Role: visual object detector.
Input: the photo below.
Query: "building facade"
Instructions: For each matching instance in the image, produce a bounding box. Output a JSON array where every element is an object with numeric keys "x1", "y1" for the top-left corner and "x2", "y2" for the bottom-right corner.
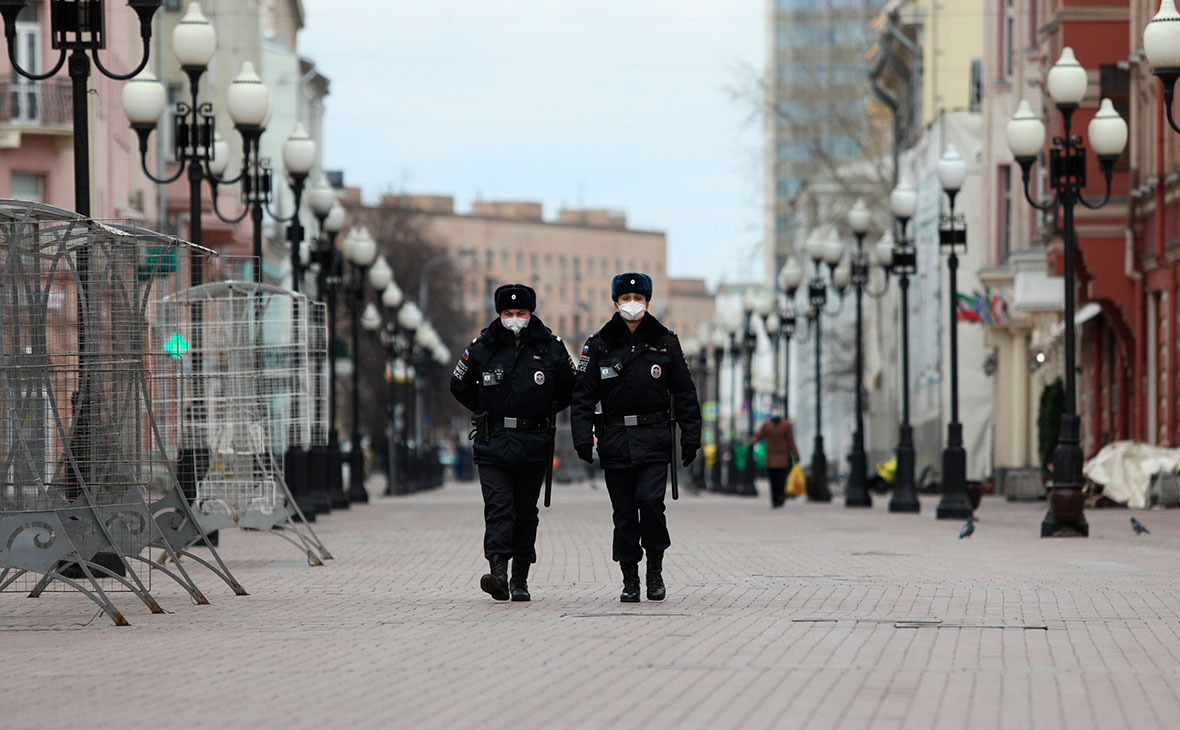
[{"x1": 372, "y1": 195, "x2": 668, "y2": 355}]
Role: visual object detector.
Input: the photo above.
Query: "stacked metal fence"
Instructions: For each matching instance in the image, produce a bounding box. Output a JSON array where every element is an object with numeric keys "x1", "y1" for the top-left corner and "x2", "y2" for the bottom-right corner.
[
  {"x1": 0, "y1": 201, "x2": 243, "y2": 626},
  {"x1": 151, "y1": 281, "x2": 331, "y2": 565}
]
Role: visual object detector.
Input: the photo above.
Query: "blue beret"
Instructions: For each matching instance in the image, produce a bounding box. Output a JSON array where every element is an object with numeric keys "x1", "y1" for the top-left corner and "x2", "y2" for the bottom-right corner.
[{"x1": 611, "y1": 272, "x2": 652, "y2": 301}]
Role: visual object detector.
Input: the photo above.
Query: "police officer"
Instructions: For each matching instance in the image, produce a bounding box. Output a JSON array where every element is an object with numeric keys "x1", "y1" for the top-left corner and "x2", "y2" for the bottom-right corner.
[
  {"x1": 571, "y1": 273, "x2": 702, "y2": 602},
  {"x1": 450, "y1": 283, "x2": 575, "y2": 602}
]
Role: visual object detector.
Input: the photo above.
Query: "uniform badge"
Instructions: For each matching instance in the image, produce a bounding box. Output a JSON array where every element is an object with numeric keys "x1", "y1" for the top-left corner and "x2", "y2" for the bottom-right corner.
[
  {"x1": 651, "y1": 364, "x2": 662, "y2": 379},
  {"x1": 534, "y1": 371, "x2": 546, "y2": 386}
]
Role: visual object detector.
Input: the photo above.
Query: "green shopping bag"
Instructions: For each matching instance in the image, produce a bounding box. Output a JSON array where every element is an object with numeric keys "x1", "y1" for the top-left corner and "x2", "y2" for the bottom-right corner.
[{"x1": 753, "y1": 441, "x2": 766, "y2": 469}]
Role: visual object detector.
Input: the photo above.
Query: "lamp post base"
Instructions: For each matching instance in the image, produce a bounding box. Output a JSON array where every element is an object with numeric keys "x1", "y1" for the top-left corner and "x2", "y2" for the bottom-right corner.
[
  {"x1": 283, "y1": 445, "x2": 318, "y2": 521},
  {"x1": 845, "y1": 439, "x2": 872, "y2": 507},
  {"x1": 807, "y1": 436, "x2": 831, "y2": 502},
  {"x1": 935, "y1": 422, "x2": 972, "y2": 519},
  {"x1": 1041, "y1": 414, "x2": 1088, "y2": 537},
  {"x1": 326, "y1": 440, "x2": 349, "y2": 509},
  {"x1": 889, "y1": 425, "x2": 920, "y2": 512},
  {"x1": 347, "y1": 447, "x2": 369, "y2": 503}
]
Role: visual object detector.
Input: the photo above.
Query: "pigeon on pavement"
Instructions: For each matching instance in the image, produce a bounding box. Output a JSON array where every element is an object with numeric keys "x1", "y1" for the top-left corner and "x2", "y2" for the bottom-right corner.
[
  {"x1": 959, "y1": 516, "x2": 974, "y2": 539},
  {"x1": 1131, "y1": 517, "x2": 1149, "y2": 535}
]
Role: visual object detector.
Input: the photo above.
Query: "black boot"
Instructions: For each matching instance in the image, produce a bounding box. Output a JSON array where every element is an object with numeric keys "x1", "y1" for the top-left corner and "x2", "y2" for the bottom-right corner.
[
  {"x1": 620, "y1": 562, "x2": 641, "y2": 603},
  {"x1": 646, "y1": 552, "x2": 666, "y2": 601},
  {"x1": 480, "y1": 556, "x2": 510, "y2": 601},
  {"x1": 510, "y1": 560, "x2": 531, "y2": 602}
]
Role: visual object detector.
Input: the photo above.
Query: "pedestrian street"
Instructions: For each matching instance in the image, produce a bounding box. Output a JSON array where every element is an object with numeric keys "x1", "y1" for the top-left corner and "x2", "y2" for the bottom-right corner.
[{"x1": 3, "y1": 478, "x2": 1179, "y2": 730}]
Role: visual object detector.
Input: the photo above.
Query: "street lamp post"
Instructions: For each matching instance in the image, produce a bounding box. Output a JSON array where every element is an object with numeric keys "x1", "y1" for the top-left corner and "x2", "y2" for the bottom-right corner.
[
  {"x1": 1, "y1": 0, "x2": 163, "y2": 217},
  {"x1": 379, "y1": 280, "x2": 405, "y2": 494},
  {"x1": 396, "y1": 302, "x2": 423, "y2": 491},
  {"x1": 777, "y1": 259, "x2": 804, "y2": 422},
  {"x1": 845, "y1": 200, "x2": 874, "y2": 508},
  {"x1": 1006, "y1": 47, "x2": 1127, "y2": 537},
  {"x1": 888, "y1": 181, "x2": 921, "y2": 513},
  {"x1": 311, "y1": 202, "x2": 348, "y2": 509},
  {"x1": 209, "y1": 62, "x2": 271, "y2": 284},
  {"x1": 341, "y1": 227, "x2": 382, "y2": 503},
  {"x1": 707, "y1": 324, "x2": 727, "y2": 492},
  {"x1": 935, "y1": 146, "x2": 974, "y2": 520},
  {"x1": 803, "y1": 229, "x2": 847, "y2": 502}
]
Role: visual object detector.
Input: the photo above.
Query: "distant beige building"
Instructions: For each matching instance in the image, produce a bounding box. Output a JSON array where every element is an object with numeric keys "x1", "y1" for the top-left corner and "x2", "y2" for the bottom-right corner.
[
  {"x1": 383, "y1": 195, "x2": 668, "y2": 352},
  {"x1": 662, "y1": 278, "x2": 715, "y2": 343}
]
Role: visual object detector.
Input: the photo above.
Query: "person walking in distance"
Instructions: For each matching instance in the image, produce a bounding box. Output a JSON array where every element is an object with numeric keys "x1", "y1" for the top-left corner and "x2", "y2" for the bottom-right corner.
[
  {"x1": 450, "y1": 284, "x2": 575, "y2": 602},
  {"x1": 750, "y1": 412, "x2": 799, "y2": 509},
  {"x1": 571, "y1": 273, "x2": 702, "y2": 602}
]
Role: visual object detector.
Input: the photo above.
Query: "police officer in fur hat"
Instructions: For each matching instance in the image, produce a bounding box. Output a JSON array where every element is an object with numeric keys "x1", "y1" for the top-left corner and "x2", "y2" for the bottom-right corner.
[
  {"x1": 450, "y1": 283, "x2": 575, "y2": 601},
  {"x1": 571, "y1": 273, "x2": 702, "y2": 602}
]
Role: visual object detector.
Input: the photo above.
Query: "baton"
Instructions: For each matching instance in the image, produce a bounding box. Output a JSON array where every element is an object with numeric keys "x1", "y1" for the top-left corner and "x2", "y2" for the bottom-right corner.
[
  {"x1": 544, "y1": 404, "x2": 557, "y2": 507},
  {"x1": 669, "y1": 393, "x2": 679, "y2": 501}
]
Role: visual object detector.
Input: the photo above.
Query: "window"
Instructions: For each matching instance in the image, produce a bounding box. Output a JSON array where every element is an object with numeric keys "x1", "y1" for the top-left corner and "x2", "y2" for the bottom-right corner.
[
  {"x1": 485, "y1": 250, "x2": 495, "y2": 268},
  {"x1": 166, "y1": 0, "x2": 182, "y2": 10},
  {"x1": 1101, "y1": 66, "x2": 1131, "y2": 164},
  {"x1": 11, "y1": 173, "x2": 44, "y2": 202},
  {"x1": 999, "y1": 165, "x2": 1012, "y2": 259},
  {"x1": 1002, "y1": 0, "x2": 1015, "y2": 80}
]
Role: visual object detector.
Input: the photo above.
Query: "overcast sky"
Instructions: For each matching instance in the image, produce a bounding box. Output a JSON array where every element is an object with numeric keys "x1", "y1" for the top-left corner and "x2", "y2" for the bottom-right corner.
[{"x1": 300, "y1": 0, "x2": 765, "y2": 286}]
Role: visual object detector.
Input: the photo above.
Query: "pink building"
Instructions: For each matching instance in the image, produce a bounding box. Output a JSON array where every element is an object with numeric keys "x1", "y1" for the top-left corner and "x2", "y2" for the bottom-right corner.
[{"x1": 0, "y1": 2, "x2": 157, "y2": 223}]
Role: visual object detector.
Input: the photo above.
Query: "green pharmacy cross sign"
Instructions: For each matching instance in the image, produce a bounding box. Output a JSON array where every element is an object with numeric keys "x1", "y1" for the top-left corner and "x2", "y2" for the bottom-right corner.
[{"x1": 165, "y1": 332, "x2": 189, "y2": 359}]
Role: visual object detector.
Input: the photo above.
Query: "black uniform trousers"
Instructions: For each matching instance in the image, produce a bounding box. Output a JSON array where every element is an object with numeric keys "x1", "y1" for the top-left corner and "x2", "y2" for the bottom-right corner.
[
  {"x1": 478, "y1": 463, "x2": 547, "y2": 563},
  {"x1": 604, "y1": 462, "x2": 671, "y2": 565}
]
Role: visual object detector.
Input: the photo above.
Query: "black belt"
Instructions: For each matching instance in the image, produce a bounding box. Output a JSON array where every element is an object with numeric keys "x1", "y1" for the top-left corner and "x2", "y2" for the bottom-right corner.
[
  {"x1": 604, "y1": 411, "x2": 669, "y2": 427},
  {"x1": 492, "y1": 416, "x2": 550, "y2": 431}
]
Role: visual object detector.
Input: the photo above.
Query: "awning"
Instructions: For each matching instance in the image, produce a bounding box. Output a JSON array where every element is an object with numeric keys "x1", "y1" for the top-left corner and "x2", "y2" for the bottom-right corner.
[{"x1": 1049, "y1": 302, "x2": 1102, "y2": 341}]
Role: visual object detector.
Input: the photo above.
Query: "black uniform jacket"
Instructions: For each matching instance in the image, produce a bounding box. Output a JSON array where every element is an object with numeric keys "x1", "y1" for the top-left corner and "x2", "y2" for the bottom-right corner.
[
  {"x1": 571, "y1": 313, "x2": 702, "y2": 470},
  {"x1": 450, "y1": 315, "x2": 575, "y2": 467}
]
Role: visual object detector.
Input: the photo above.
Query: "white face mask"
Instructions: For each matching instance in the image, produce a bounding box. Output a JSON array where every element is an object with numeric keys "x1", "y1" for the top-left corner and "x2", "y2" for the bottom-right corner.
[
  {"x1": 618, "y1": 301, "x2": 647, "y2": 322},
  {"x1": 501, "y1": 316, "x2": 529, "y2": 334}
]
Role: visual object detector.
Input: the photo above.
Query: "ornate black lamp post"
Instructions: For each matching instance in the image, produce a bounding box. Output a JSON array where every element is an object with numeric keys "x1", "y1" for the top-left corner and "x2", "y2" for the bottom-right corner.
[
  {"x1": 340, "y1": 227, "x2": 386, "y2": 503},
  {"x1": 801, "y1": 229, "x2": 847, "y2": 502},
  {"x1": 378, "y1": 280, "x2": 404, "y2": 494},
  {"x1": 887, "y1": 181, "x2": 921, "y2": 513},
  {"x1": 845, "y1": 200, "x2": 875, "y2": 508},
  {"x1": 395, "y1": 302, "x2": 423, "y2": 490},
  {"x1": 1, "y1": 0, "x2": 163, "y2": 216},
  {"x1": 776, "y1": 259, "x2": 804, "y2": 421},
  {"x1": 1006, "y1": 47, "x2": 1127, "y2": 537},
  {"x1": 706, "y1": 324, "x2": 727, "y2": 492},
  {"x1": 934, "y1": 146, "x2": 974, "y2": 520},
  {"x1": 309, "y1": 202, "x2": 348, "y2": 509}
]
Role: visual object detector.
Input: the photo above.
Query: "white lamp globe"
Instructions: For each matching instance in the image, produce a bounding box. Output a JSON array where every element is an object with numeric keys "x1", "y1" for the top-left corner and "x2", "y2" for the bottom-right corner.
[
  {"x1": 173, "y1": 2, "x2": 217, "y2": 69},
  {"x1": 308, "y1": 177, "x2": 335, "y2": 217},
  {"x1": 298, "y1": 239, "x2": 310, "y2": 267},
  {"x1": 208, "y1": 133, "x2": 230, "y2": 176},
  {"x1": 778, "y1": 257, "x2": 805, "y2": 291},
  {"x1": 937, "y1": 144, "x2": 968, "y2": 193},
  {"x1": 398, "y1": 302, "x2": 423, "y2": 332},
  {"x1": 847, "y1": 198, "x2": 871, "y2": 235},
  {"x1": 709, "y1": 324, "x2": 728, "y2": 349},
  {"x1": 433, "y1": 344, "x2": 450, "y2": 365},
  {"x1": 1046, "y1": 47, "x2": 1088, "y2": 106},
  {"x1": 1006, "y1": 100, "x2": 1047, "y2": 158},
  {"x1": 823, "y1": 229, "x2": 845, "y2": 265},
  {"x1": 382, "y1": 281, "x2": 404, "y2": 309},
  {"x1": 890, "y1": 182, "x2": 918, "y2": 219},
  {"x1": 226, "y1": 62, "x2": 270, "y2": 127},
  {"x1": 755, "y1": 290, "x2": 775, "y2": 317},
  {"x1": 832, "y1": 259, "x2": 851, "y2": 290},
  {"x1": 766, "y1": 312, "x2": 781, "y2": 333},
  {"x1": 682, "y1": 338, "x2": 700, "y2": 359},
  {"x1": 122, "y1": 68, "x2": 167, "y2": 124},
  {"x1": 1144, "y1": 0, "x2": 1180, "y2": 70},
  {"x1": 340, "y1": 227, "x2": 360, "y2": 263},
  {"x1": 874, "y1": 237, "x2": 895, "y2": 267},
  {"x1": 806, "y1": 229, "x2": 826, "y2": 263},
  {"x1": 350, "y1": 228, "x2": 378, "y2": 267},
  {"x1": 1088, "y1": 98, "x2": 1129, "y2": 157},
  {"x1": 368, "y1": 255, "x2": 393, "y2": 290},
  {"x1": 324, "y1": 203, "x2": 346, "y2": 233},
  {"x1": 361, "y1": 302, "x2": 382, "y2": 331},
  {"x1": 281, "y1": 123, "x2": 317, "y2": 176}
]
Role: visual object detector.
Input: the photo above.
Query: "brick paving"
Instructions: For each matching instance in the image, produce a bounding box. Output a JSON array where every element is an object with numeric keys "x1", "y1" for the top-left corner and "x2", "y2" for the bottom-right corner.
[{"x1": 2, "y1": 477, "x2": 1179, "y2": 730}]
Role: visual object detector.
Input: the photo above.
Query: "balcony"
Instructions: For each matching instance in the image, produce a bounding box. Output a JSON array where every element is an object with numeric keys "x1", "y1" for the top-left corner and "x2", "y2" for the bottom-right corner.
[{"x1": 0, "y1": 79, "x2": 72, "y2": 132}]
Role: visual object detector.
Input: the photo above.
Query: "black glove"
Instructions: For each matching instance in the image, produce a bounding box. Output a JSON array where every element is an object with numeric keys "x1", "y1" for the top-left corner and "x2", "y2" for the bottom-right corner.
[
  {"x1": 576, "y1": 444, "x2": 594, "y2": 464},
  {"x1": 681, "y1": 447, "x2": 697, "y2": 468}
]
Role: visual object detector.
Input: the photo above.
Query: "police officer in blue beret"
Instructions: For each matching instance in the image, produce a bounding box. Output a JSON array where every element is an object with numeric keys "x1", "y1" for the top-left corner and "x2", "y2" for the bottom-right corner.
[
  {"x1": 450, "y1": 284, "x2": 576, "y2": 601},
  {"x1": 571, "y1": 273, "x2": 702, "y2": 602}
]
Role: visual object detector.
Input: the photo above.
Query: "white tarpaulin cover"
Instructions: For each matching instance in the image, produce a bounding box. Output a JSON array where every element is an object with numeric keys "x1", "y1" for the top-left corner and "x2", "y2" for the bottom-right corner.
[{"x1": 1083, "y1": 441, "x2": 1180, "y2": 509}]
